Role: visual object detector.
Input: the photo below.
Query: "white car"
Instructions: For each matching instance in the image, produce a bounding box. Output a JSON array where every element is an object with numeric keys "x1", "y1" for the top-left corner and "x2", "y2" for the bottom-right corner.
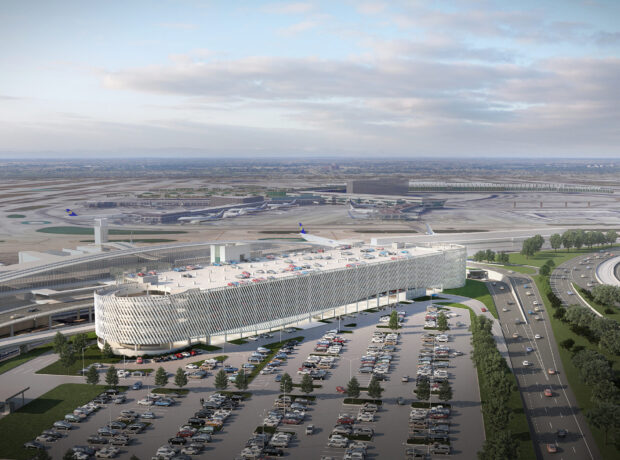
[
  {"x1": 522, "y1": 360, "x2": 530, "y2": 366},
  {"x1": 95, "y1": 447, "x2": 120, "y2": 458},
  {"x1": 534, "y1": 334, "x2": 542, "y2": 339},
  {"x1": 185, "y1": 363, "x2": 198, "y2": 369},
  {"x1": 247, "y1": 336, "x2": 259, "y2": 341},
  {"x1": 137, "y1": 398, "x2": 154, "y2": 406},
  {"x1": 357, "y1": 412, "x2": 374, "y2": 422}
]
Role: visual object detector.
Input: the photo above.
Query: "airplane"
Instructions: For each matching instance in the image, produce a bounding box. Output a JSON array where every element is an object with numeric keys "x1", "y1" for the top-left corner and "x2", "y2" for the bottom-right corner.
[
  {"x1": 298, "y1": 223, "x2": 343, "y2": 248},
  {"x1": 268, "y1": 199, "x2": 297, "y2": 210},
  {"x1": 425, "y1": 223, "x2": 434, "y2": 235},
  {"x1": 223, "y1": 202, "x2": 268, "y2": 218},
  {"x1": 65, "y1": 208, "x2": 78, "y2": 216},
  {"x1": 178, "y1": 210, "x2": 225, "y2": 223}
]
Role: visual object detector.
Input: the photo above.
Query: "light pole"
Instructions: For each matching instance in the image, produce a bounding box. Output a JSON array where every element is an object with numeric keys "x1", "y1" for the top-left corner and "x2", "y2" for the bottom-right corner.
[{"x1": 81, "y1": 347, "x2": 88, "y2": 375}]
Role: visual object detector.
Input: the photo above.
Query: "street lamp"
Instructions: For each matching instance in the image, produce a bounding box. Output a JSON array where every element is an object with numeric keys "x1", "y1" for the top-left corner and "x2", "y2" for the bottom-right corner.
[{"x1": 81, "y1": 346, "x2": 88, "y2": 375}]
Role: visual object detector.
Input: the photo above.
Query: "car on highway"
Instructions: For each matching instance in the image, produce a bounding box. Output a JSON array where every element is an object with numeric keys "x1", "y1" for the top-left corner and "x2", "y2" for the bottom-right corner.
[
  {"x1": 534, "y1": 334, "x2": 542, "y2": 339},
  {"x1": 512, "y1": 332, "x2": 519, "y2": 338},
  {"x1": 557, "y1": 429, "x2": 567, "y2": 438},
  {"x1": 547, "y1": 368, "x2": 556, "y2": 375},
  {"x1": 544, "y1": 388, "x2": 553, "y2": 397},
  {"x1": 502, "y1": 307, "x2": 509, "y2": 312},
  {"x1": 522, "y1": 360, "x2": 530, "y2": 366},
  {"x1": 546, "y1": 444, "x2": 558, "y2": 453}
]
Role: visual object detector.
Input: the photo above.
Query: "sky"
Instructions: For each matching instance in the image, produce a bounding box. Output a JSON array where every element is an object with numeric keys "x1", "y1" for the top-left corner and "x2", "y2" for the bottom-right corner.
[{"x1": 1, "y1": 0, "x2": 619, "y2": 158}]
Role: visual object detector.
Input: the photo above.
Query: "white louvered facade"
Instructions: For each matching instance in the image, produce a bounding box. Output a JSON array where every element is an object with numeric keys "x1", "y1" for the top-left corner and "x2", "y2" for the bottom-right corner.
[{"x1": 95, "y1": 244, "x2": 465, "y2": 355}]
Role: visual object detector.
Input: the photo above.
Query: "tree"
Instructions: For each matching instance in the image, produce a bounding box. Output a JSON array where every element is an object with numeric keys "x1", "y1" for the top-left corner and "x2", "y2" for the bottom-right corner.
[
  {"x1": 553, "y1": 307, "x2": 566, "y2": 320},
  {"x1": 101, "y1": 341, "x2": 114, "y2": 359},
  {"x1": 473, "y1": 251, "x2": 486, "y2": 262},
  {"x1": 478, "y1": 430, "x2": 519, "y2": 460},
  {"x1": 130, "y1": 456, "x2": 141, "y2": 460},
  {"x1": 346, "y1": 376, "x2": 361, "y2": 398},
  {"x1": 539, "y1": 264, "x2": 550, "y2": 276},
  {"x1": 574, "y1": 230, "x2": 585, "y2": 250},
  {"x1": 388, "y1": 310, "x2": 399, "y2": 330},
  {"x1": 496, "y1": 252, "x2": 509, "y2": 264},
  {"x1": 59, "y1": 343, "x2": 76, "y2": 373},
  {"x1": 592, "y1": 285, "x2": 620, "y2": 306},
  {"x1": 72, "y1": 333, "x2": 88, "y2": 354},
  {"x1": 234, "y1": 369, "x2": 248, "y2": 390},
  {"x1": 438, "y1": 380, "x2": 453, "y2": 402},
  {"x1": 105, "y1": 365, "x2": 119, "y2": 388},
  {"x1": 599, "y1": 329, "x2": 620, "y2": 355},
  {"x1": 86, "y1": 364, "x2": 100, "y2": 385},
  {"x1": 52, "y1": 331, "x2": 67, "y2": 354},
  {"x1": 414, "y1": 376, "x2": 430, "y2": 404},
  {"x1": 587, "y1": 403, "x2": 620, "y2": 444},
  {"x1": 300, "y1": 373, "x2": 314, "y2": 394},
  {"x1": 63, "y1": 449, "x2": 76, "y2": 460},
  {"x1": 280, "y1": 372, "x2": 293, "y2": 394},
  {"x1": 591, "y1": 380, "x2": 620, "y2": 406},
  {"x1": 437, "y1": 312, "x2": 448, "y2": 331},
  {"x1": 606, "y1": 230, "x2": 618, "y2": 247},
  {"x1": 520, "y1": 239, "x2": 536, "y2": 259},
  {"x1": 367, "y1": 376, "x2": 383, "y2": 399},
  {"x1": 559, "y1": 338, "x2": 574, "y2": 350},
  {"x1": 174, "y1": 367, "x2": 188, "y2": 389},
  {"x1": 484, "y1": 249, "x2": 495, "y2": 262},
  {"x1": 532, "y1": 234, "x2": 544, "y2": 251},
  {"x1": 155, "y1": 366, "x2": 168, "y2": 387},
  {"x1": 214, "y1": 369, "x2": 228, "y2": 390},
  {"x1": 550, "y1": 233, "x2": 562, "y2": 251},
  {"x1": 562, "y1": 230, "x2": 574, "y2": 252}
]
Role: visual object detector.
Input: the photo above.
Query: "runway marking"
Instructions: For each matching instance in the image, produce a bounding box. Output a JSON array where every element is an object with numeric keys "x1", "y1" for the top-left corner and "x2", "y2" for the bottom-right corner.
[
  {"x1": 549, "y1": 421, "x2": 553, "y2": 429},
  {"x1": 573, "y1": 446, "x2": 577, "y2": 453}
]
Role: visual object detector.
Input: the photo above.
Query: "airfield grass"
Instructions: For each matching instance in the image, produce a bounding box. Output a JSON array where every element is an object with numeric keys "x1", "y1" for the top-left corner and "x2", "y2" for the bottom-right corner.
[
  {"x1": 0, "y1": 384, "x2": 123, "y2": 460},
  {"x1": 441, "y1": 302, "x2": 534, "y2": 460},
  {"x1": 37, "y1": 226, "x2": 187, "y2": 235},
  {"x1": 533, "y1": 274, "x2": 620, "y2": 459},
  {"x1": 7, "y1": 214, "x2": 26, "y2": 218},
  {"x1": 443, "y1": 279, "x2": 498, "y2": 319},
  {"x1": 79, "y1": 238, "x2": 177, "y2": 243},
  {"x1": 8, "y1": 205, "x2": 46, "y2": 211}
]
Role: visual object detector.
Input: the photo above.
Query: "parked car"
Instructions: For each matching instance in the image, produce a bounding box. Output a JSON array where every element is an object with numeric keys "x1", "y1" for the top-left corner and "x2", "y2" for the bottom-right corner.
[
  {"x1": 53, "y1": 420, "x2": 73, "y2": 430},
  {"x1": 23, "y1": 441, "x2": 46, "y2": 450},
  {"x1": 132, "y1": 381, "x2": 143, "y2": 390}
]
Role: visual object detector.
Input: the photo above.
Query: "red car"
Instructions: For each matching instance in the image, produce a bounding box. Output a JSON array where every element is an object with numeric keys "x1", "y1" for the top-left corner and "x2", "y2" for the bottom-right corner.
[
  {"x1": 175, "y1": 353, "x2": 183, "y2": 359},
  {"x1": 136, "y1": 357, "x2": 143, "y2": 364},
  {"x1": 544, "y1": 389, "x2": 553, "y2": 397},
  {"x1": 481, "y1": 307, "x2": 487, "y2": 312},
  {"x1": 190, "y1": 350, "x2": 197, "y2": 356},
  {"x1": 337, "y1": 416, "x2": 355, "y2": 425},
  {"x1": 546, "y1": 444, "x2": 557, "y2": 453},
  {"x1": 176, "y1": 430, "x2": 194, "y2": 438}
]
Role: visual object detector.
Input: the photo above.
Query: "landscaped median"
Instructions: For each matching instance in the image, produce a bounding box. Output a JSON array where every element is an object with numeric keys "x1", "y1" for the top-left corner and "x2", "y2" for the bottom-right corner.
[
  {"x1": 0, "y1": 383, "x2": 127, "y2": 460},
  {"x1": 246, "y1": 336, "x2": 305, "y2": 384}
]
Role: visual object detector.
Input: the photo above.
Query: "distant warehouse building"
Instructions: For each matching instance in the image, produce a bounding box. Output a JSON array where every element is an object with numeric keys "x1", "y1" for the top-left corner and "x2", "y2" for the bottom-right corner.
[
  {"x1": 94, "y1": 242, "x2": 466, "y2": 356},
  {"x1": 346, "y1": 179, "x2": 409, "y2": 196},
  {"x1": 208, "y1": 195, "x2": 264, "y2": 206}
]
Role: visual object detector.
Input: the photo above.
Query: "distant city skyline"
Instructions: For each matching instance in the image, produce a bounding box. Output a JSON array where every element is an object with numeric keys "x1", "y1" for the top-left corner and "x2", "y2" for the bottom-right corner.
[{"x1": 1, "y1": 0, "x2": 619, "y2": 158}]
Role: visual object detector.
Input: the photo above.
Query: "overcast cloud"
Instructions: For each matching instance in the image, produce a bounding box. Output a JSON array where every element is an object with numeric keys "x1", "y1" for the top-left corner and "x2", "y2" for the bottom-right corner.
[{"x1": 0, "y1": 0, "x2": 618, "y2": 157}]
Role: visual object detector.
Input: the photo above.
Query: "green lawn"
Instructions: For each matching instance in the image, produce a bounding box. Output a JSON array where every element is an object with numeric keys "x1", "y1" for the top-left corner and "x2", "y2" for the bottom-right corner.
[
  {"x1": 228, "y1": 338, "x2": 248, "y2": 345},
  {"x1": 152, "y1": 387, "x2": 189, "y2": 395},
  {"x1": 533, "y1": 274, "x2": 620, "y2": 460},
  {"x1": 193, "y1": 344, "x2": 222, "y2": 352},
  {"x1": 508, "y1": 246, "x2": 620, "y2": 268},
  {"x1": 0, "y1": 345, "x2": 52, "y2": 375},
  {"x1": 443, "y1": 279, "x2": 498, "y2": 319},
  {"x1": 0, "y1": 384, "x2": 125, "y2": 460},
  {"x1": 7, "y1": 214, "x2": 26, "y2": 218},
  {"x1": 36, "y1": 344, "x2": 122, "y2": 375}
]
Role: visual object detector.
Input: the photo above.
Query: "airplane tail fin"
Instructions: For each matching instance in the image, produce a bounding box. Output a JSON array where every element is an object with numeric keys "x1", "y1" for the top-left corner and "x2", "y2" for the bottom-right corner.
[
  {"x1": 298, "y1": 223, "x2": 307, "y2": 234},
  {"x1": 66, "y1": 209, "x2": 77, "y2": 216}
]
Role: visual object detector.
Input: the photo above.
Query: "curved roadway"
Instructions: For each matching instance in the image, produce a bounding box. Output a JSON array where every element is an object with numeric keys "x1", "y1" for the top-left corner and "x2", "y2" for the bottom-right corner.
[{"x1": 596, "y1": 254, "x2": 620, "y2": 286}]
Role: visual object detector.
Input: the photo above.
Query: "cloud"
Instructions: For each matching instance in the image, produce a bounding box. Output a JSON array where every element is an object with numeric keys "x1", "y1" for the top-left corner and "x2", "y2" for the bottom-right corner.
[
  {"x1": 263, "y1": 2, "x2": 314, "y2": 14},
  {"x1": 357, "y1": 3, "x2": 387, "y2": 15},
  {"x1": 157, "y1": 22, "x2": 197, "y2": 30},
  {"x1": 277, "y1": 20, "x2": 317, "y2": 36}
]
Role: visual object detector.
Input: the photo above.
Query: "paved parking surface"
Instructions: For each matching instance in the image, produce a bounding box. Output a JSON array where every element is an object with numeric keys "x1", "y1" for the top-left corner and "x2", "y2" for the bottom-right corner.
[{"x1": 12, "y1": 300, "x2": 485, "y2": 459}]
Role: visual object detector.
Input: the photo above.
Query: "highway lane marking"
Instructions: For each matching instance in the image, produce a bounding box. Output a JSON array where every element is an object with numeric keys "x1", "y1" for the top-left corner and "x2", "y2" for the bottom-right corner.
[{"x1": 549, "y1": 422, "x2": 553, "y2": 429}]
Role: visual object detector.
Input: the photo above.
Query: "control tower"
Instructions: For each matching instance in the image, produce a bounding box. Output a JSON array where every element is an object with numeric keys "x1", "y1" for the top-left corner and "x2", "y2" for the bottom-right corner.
[{"x1": 94, "y1": 218, "x2": 109, "y2": 247}]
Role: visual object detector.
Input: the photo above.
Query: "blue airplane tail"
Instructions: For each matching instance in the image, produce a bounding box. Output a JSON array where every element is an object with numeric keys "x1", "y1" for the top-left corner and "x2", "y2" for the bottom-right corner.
[
  {"x1": 65, "y1": 208, "x2": 77, "y2": 216},
  {"x1": 298, "y1": 223, "x2": 306, "y2": 234}
]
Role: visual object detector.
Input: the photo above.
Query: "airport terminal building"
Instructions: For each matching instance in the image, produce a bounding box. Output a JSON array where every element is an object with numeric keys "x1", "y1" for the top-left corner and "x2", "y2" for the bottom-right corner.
[{"x1": 94, "y1": 243, "x2": 466, "y2": 355}]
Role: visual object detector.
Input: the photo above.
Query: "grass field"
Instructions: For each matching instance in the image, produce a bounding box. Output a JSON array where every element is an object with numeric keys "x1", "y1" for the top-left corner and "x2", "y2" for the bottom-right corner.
[
  {"x1": 0, "y1": 384, "x2": 125, "y2": 460},
  {"x1": 36, "y1": 344, "x2": 122, "y2": 375},
  {"x1": 36, "y1": 226, "x2": 187, "y2": 235},
  {"x1": 79, "y1": 238, "x2": 178, "y2": 243},
  {"x1": 228, "y1": 338, "x2": 248, "y2": 345},
  {"x1": 0, "y1": 345, "x2": 52, "y2": 375},
  {"x1": 508, "y1": 246, "x2": 620, "y2": 268},
  {"x1": 533, "y1": 274, "x2": 620, "y2": 459},
  {"x1": 437, "y1": 302, "x2": 535, "y2": 460},
  {"x1": 7, "y1": 214, "x2": 26, "y2": 218},
  {"x1": 443, "y1": 279, "x2": 499, "y2": 319}
]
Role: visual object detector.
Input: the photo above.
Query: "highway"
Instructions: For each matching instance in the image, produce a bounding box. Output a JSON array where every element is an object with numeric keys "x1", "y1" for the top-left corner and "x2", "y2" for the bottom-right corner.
[
  {"x1": 551, "y1": 251, "x2": 616, "y2": 314},
  {"x1": 485, "y1": 274, "x2": 599, "y2": 460}
]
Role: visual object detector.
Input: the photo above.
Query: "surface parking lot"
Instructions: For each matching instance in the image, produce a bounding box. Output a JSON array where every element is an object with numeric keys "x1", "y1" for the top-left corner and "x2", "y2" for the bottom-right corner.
[{"x1": 42, "y1": 300, "x2": 483, "y2": 459}]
